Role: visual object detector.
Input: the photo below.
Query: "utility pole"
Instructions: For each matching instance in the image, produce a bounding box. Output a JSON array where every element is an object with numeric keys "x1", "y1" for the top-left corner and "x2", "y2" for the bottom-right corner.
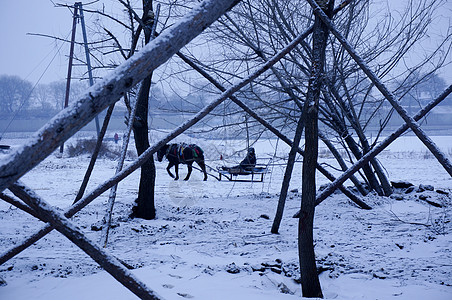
[
  {"x1": 78, "y1": 2, "x2": 100, "y2": 137},
  {"x1": 60, "y1": 2, "x2": 100, "y2": 154},
  {"x1": 60, "y1": 3, "x2": 79, "y2": 154}
]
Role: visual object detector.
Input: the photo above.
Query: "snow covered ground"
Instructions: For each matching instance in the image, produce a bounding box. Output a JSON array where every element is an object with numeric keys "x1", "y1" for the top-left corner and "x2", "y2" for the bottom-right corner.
[{"x1": 0, "y1": 134, "x2": 451, "y2": 299}]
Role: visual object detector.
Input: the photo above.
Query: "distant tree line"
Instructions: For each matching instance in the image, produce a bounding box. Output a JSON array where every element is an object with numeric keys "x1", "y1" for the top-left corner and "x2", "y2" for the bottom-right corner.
[{"x1": 0, "y1": 74, "x2": 215, "y2": 119}]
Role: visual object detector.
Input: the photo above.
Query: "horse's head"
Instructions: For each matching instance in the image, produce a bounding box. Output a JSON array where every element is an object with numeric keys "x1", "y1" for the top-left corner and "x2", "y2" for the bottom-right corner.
[{"x1": 157, "y1": 144, "x2": 169, "y2": 162}]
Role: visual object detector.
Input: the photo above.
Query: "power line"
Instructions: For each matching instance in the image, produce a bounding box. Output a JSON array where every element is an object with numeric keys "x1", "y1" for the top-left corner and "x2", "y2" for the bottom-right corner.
[{"x1": 0, "y1": 31, "x2": 71, "y2": 140}]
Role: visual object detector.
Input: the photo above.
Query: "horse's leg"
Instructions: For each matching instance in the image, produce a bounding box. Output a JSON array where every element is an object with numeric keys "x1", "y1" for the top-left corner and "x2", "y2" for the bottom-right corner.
[
  {"x1": 166, "y1": 163, "x2": 175, "y2": 179},
  {"x1": 174, "y1": 163, "x2": 179, "y2": 180},
  {"x1": 184, "y1": 163, "x2": 193, "y2": 181},
  {"x1": 197, "y1": 160, "x2": 208, "y2": 181}
]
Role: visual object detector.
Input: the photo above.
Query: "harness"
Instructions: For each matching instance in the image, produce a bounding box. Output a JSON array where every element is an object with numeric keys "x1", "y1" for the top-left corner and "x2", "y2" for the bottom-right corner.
[{"x1": 166, "y1": 143, "x2": 202, "y2": 162}]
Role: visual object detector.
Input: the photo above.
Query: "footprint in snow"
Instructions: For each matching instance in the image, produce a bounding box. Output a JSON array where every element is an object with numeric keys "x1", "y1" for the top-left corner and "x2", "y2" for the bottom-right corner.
[{"x1": 177, "y1": 292, "x2": 194, "y2": 298}]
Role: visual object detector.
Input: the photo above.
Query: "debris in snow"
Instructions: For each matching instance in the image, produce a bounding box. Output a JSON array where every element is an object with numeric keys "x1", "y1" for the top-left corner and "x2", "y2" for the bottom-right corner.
[
  {"x1": 390, "y1": 194, "x2": 404, "y2": 200},
  {"x1": 162, "y1": 284, "x2": 174, "y2": 289},
  {"x1": 436, "y1": 188, "x2": 449, "y2": 195},
  {"x1": 418, "y1": 194, "x2": 430, "y2": 200},
  {"x1": 262, "y1": 261, "x2": 282, "y2": 269},
  {"x1": 417, "y1": 184, "x2": 435, "y2": 192},
  {"x1": 373, "y1": 272, "x2": 387, "y2": 279},
  {"x1": 226, "y1": 262, "x2": 241, "y2": 274},
  {"x1": 251, "y1": 265, "x2": 266, "y2": 272},
  {"x1": 424, "y1": 199, "x2": 443, "y2": 208},
  {"x1": 278, "y1": 282, "x2": 294, "y2": 294},
  {"x1": 405, "y1": 186, "x2": 415, "y2": 193},
  {"x1": 391, "y1": 180, "x2": 414, "y2": 189},
  {"x1": 91, "y1": 222, "x2": 103, "y2": 231}
]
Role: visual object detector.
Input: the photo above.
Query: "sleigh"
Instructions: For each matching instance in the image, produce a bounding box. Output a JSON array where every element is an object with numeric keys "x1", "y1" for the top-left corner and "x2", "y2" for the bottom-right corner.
[{"x1": 215, "y1": 158, "x2": 272, "y2": 182}]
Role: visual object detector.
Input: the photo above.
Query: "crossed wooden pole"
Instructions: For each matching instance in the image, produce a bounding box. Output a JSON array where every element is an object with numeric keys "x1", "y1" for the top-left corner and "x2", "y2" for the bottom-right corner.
[{"x1": 0, "y1": 0, "x2": 450, "y2": 299}]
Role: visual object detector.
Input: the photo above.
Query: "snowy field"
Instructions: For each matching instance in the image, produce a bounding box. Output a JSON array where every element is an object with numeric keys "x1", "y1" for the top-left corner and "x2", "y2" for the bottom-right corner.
[{"x1": 0, "y1": 133, "x2": 451, "y2": 299}]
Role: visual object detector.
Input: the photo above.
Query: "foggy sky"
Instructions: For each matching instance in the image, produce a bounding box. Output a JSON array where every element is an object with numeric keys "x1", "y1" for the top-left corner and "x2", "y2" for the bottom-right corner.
[
  {"x1": 0, "y1": 0, "x2": 72, "y2": 84},
  {"x1": 0, "y1": 0, "x2": 451, "y2": 87}
]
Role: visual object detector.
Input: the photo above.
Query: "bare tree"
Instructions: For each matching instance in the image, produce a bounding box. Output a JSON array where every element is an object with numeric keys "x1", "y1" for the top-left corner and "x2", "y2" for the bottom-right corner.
[{"x1": 180, "y1": 0, "x2": 451, "y2": 195}]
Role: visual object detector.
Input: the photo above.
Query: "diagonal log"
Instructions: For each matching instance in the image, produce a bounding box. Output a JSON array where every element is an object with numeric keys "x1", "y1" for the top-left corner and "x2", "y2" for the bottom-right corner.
[
  {"x1": 0, "y1": 20, "x2": 313, "y2": 266},
  {"x1": 305, "y1": 0, "x2": 452, "y2": 177},
  {"x1": 0, "y1": 191, "x2": 135, "y2": 270},
  {"x1": 0, "y1": 193, "x2": 40, "y2": 220},
  {"x1": 293, "y1": 84, "x2": 452, "y2": 217},
  {"x1": 272, "y1": 113, "x2": 306, "y2": 234},
  {"x1": 0, "y1": 0, "x2": 242, "y2": 193},
  {"x1": 9, "y1": 182, "x2": 161, "y2": 300},
  {"x1": 74, "y1": 104, "x2": 115, "y2": 203},
  {"x1": 100, "y1": 95, "x2": 138, "y2": 247}
]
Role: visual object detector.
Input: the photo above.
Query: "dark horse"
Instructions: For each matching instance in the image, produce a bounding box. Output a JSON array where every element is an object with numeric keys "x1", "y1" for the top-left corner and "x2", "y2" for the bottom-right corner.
[{"x1": 157, "y1": 143, "x2": 208, "y2": 181}]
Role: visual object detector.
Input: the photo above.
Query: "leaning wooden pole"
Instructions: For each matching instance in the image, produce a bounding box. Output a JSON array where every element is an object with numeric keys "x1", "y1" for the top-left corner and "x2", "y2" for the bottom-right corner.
[
  {"x1": 0, "y1": 193, "x2": 40, "y2": 220},
  {"x1": 306, "y1": 0, "x2": 452, "y2": 177},
  {"x1": 0, "y1": 0, "x2": 241, "y2": 193},
  {"x1": 100, "y1": 97, "x2": 138, "y2": 247},
  {"x1": 73, "y1": 104, "x2": 115, "y2": 203},
  {"x1": 271, "y1": 113, "x2": 305, "y2": 234}
]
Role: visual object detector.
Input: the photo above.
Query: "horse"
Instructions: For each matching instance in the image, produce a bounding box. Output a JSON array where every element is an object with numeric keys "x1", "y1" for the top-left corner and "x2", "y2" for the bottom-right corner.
[{"x1": 157, "y1": 143, "x2": 208, "y2": 181}]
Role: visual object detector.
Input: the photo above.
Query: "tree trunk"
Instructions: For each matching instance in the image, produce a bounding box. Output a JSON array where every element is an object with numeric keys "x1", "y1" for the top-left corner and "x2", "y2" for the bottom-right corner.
[
  {"x1": 131, "y1": 90, "x2": 156, "y2": 220},
  {"x1": 299, "y1": 104, "x2": 322, "y2": 297},
  {"x1": 298, "y1": 0, "x2": 333, "y2": 298},
  {"x1": 131, "y1": 2, "x2": 156, "y2": 220}
]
